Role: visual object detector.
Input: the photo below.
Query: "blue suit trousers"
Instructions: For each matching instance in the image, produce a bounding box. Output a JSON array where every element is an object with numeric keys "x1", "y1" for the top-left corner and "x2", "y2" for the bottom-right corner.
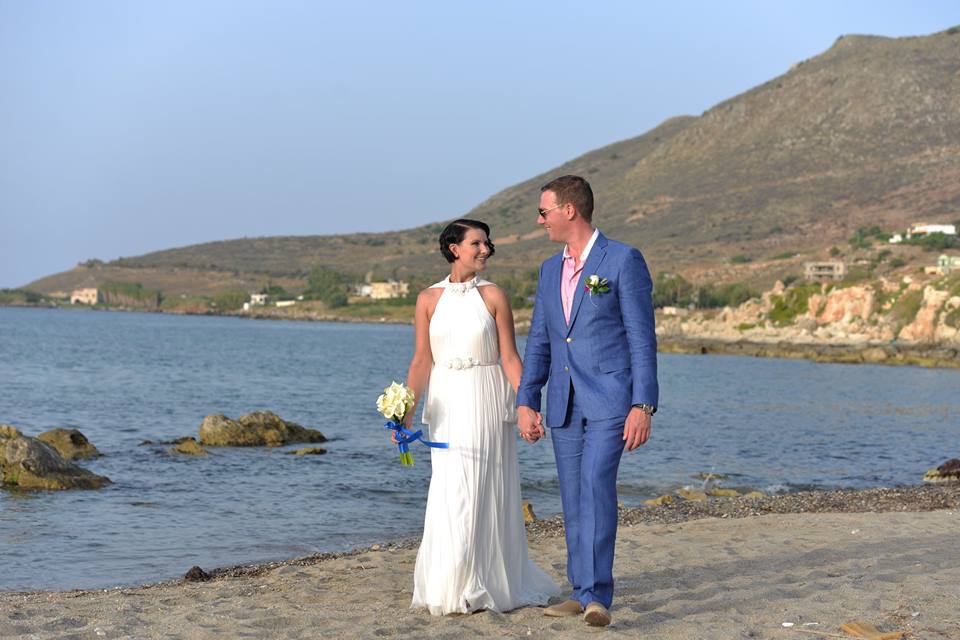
[{"x1": 550, "y1": 384, "x2": 626, "y2": 609}]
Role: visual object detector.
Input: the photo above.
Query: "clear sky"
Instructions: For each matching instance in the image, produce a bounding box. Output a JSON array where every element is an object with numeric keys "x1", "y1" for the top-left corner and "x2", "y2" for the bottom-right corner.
[{"x1": 2, "y1": 1, "x2": 958, "y2": 288}]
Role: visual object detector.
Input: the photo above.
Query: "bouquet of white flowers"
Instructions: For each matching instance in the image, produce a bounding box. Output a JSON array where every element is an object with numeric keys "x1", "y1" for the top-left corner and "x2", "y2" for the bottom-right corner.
[
  {"x1": 377, "y1": 381, "x2": 416, "y2": 466},
  {"x1": 377, "y1": 381, "x2": 446, "y2": 466},
  {"x1": 377, "y1": 381, "x2": 416, "y2": 425}
]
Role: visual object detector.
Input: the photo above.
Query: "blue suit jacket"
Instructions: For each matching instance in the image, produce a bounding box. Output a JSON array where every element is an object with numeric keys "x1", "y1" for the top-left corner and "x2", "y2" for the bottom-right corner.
[{"x1": 517, "y1": 232, "x2": 659, "y2": 427}]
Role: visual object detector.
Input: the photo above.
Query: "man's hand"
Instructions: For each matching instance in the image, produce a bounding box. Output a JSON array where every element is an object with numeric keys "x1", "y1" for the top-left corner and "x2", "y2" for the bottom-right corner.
[
  {"x1": 517, "y1": 405, "x2": 545, "y2": 444},
  {"x1": 623, "y1": 407, "x2": 651, "y2": 451}
]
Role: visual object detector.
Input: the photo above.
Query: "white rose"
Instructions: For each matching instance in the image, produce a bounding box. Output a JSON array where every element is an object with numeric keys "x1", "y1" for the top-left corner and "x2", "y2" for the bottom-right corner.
[
  {"x1": 587, "y1": 275, "x2": 600, "y2": 287},
  {"x1": 376, "y1": 393, "x2": 393, "y2": 419}
]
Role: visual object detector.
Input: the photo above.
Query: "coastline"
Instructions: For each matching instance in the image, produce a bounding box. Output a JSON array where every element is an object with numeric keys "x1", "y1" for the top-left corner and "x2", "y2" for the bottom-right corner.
[
  {"x1": 2, "y1": 484, "x2": 958, "y2": 638},
  {"x1": 659, "y1": 336, "x2": 960, "y2": 369},
  {"x1": 4, "y1": 304, "x2": 960, "y2": 369}
]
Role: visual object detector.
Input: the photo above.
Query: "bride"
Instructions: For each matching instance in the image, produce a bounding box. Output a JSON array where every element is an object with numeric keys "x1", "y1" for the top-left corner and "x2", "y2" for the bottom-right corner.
[{"x1": 398, "y1": 218, "x2": 559, "y2": 615}]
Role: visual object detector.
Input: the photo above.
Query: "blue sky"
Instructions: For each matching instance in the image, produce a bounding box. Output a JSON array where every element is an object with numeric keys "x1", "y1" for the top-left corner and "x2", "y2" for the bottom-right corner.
[{"x1": 1, "y1": 1, "x2": 958, "y2": 288}]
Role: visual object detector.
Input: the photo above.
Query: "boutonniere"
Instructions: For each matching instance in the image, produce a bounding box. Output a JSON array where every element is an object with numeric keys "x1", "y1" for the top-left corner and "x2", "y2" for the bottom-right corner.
[{"x1": 584, "y1": 274, "x2": 610, "y2": 296}]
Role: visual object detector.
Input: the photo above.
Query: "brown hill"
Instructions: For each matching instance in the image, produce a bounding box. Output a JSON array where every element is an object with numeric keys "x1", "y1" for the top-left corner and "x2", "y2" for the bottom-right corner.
[{"x1": 27, "y1": 27, "x2": 960, "y2": 296}]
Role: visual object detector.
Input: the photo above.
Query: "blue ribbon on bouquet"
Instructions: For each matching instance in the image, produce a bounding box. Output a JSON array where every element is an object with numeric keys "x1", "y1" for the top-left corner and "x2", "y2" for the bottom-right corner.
[{"x1": 384, "y1": 420, "x2": 448, "y2": 466}]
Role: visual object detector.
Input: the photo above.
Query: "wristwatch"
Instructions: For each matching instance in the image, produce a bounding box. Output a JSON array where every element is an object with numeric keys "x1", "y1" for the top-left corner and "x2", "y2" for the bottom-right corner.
[{"x1": 632, "y1": 403, "x2": 656, "y2": 416}]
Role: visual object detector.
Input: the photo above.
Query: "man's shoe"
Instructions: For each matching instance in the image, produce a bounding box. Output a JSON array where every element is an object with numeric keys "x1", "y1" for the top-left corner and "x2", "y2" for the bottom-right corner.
[
  {"x1": 543, "y1": 599, "x2": 583, "y2": 617},
  {"x1": 584, "y1": 602, "x2": 611, "y2": 627}
]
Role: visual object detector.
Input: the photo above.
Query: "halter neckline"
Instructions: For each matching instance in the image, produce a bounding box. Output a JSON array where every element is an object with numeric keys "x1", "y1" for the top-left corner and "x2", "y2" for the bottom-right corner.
[{"x1": 444, "y1": 275, "x2": 479, "y2": 295}]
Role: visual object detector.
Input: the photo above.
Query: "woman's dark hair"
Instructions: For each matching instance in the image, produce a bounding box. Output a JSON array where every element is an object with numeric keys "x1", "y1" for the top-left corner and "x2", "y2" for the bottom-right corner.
[{"x1": 439, "y1": 219, "x2": 496, "y2": 263}]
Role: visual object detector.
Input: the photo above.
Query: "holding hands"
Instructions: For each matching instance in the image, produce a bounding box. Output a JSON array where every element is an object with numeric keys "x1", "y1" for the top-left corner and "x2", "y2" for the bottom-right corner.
[{"x1": 517, "y1": 406, "x2": 545, "y2": 444}]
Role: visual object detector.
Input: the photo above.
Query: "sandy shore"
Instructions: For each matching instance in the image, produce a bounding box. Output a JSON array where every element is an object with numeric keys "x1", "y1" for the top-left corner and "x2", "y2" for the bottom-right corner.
[{"x1": 2, "y1": 486, "x2": 959, "y2": 640}]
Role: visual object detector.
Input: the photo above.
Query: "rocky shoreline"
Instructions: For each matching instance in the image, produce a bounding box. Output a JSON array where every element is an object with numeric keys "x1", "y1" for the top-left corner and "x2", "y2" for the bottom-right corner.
[{"x1": 659, "y1": 337, "x2": 960, "y2": 368}]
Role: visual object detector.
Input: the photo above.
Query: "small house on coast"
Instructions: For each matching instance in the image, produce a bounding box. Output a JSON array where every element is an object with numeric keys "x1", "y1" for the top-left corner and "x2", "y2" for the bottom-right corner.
[
  {"x1": 368, "y1": 281, "x2": 410, "y2": 300},
  {"x1": 70, "y1": 288, "x2": 101, "y2": 305}
]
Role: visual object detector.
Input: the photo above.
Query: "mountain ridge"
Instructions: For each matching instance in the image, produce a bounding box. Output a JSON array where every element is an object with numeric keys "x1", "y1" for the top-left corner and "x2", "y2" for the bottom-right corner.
[{"x1": 25, "y1": 26, "x2": 960, "y2": 297}]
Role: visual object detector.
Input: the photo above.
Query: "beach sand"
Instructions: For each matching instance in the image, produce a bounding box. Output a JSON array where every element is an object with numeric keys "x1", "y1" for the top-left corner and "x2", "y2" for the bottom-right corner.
[{"x1": 2, "y1": 488, "x2": 959, "y2": 639}]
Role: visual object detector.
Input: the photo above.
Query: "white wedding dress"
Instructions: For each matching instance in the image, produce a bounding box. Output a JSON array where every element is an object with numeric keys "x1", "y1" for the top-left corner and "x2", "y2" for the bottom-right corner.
[{"x1": 412, "y1": 276, "x2": 559, "y2": 615}]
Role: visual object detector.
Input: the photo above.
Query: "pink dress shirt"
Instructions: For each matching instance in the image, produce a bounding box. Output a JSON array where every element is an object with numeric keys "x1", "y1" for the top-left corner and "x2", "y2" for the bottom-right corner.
[{"x1": 560, "y1": 229, "x2": 600, "y2": 324}]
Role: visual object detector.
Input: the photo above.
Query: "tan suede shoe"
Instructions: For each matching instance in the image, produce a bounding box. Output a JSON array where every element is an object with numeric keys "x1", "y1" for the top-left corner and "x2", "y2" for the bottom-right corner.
[
  {"x1": 584, "y1": 602, "x2": 611, "y2": 627},
  {"x1": 543, "y1": 599, "x2": 583, "y2": 617}
]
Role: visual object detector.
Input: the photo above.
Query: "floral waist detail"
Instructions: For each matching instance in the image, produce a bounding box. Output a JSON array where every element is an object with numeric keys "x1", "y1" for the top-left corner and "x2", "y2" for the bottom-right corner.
[{"x1": 442, "y1": 356, "x2": 497, "y2": 370}]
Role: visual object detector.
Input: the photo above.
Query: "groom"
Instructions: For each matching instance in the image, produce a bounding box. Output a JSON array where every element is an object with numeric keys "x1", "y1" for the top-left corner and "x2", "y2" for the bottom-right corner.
[{"x1": 517, "y1": 175, "x2": 658, "y2": 627}]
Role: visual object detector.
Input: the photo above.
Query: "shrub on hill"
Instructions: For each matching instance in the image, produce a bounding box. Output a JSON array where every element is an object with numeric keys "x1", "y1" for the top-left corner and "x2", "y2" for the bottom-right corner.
[
  {"x1": 305, "y1": 265, "x2": 348, "y2": 308},
  {"x1": 0, "y1": 289, "x2": 44, "y2": 304},
  {"x1": 653, "y1": 273, "x2": 695, "y2": 308},
  {"x1": 768, "y1": 283, "x2": 821, "y2": 326},
  {"x1": 890, "y1": 289, "x2": 923, "y2": 332},
  {"x1": 497, "y1": 271, "x2": 539, "y2": 309},
  {"x1": 771, "y1": 251, "x2": 796, "y2": 260},
  {"x1": 904, "y1": 232, "x2": 958, "y2": 252},
  {"x1": 652, "y1": 273, "x2": 758, "y2": 309},
  {"x1": 696, "y1": 282, "x2": 759, "y2": 309},
  {"x1": 849, "y1": 226, "x2": 890, "y2": 249},
  {"x1": 100, "y1": 282, "x2": 162, "y2": 308},
  {"x1": 212, "y1": 290, "x2": 248, "y2": 311}
]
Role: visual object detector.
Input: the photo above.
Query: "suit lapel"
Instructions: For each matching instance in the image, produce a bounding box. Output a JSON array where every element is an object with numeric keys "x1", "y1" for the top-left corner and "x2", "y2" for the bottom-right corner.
[{"x1": 566, "y1": 232, "x2": 608, "y2": 336}]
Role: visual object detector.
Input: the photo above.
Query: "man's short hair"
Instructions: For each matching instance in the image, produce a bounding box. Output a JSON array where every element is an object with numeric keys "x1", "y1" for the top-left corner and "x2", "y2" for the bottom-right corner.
[{"x1": 541, "y1": 175, "x2": 594, "y2": 223}]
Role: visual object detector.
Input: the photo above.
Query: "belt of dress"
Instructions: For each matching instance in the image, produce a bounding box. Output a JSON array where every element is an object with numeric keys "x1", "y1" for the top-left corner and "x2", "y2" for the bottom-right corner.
[{"x1": 441, "y1": 357, "x2": 497, "y2": 370}]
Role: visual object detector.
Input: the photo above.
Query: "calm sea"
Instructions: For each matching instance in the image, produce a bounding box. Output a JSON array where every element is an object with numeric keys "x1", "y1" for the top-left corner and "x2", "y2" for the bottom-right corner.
[{"x1": 1, "y1": 307, "x2": 957, "y2": 591}]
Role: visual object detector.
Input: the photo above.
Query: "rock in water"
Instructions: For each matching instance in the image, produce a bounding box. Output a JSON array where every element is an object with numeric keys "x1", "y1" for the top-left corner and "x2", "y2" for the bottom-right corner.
[
  {"x1": 37, "y1": 428, "x2": 102, "y2": 460},
  {"x1": 1, "y1": 433, "x2": 111, "y2": 490},
  {"x1": 923, "y1": 458, "x2": 960, "y2": 483},
  {"x1": 198, "y1": 411, "x2": 326, "y2": 447},
  {"x1": 286, "y1": 447, "x2": 327, "y2": 455},
  {"x1": 0, "y1": 424, "x2": 23, "y2": 439},
  {"x1": 173, "y1": 438, "x2": 207, "y2": 456},
  {"x1": 183, "y1": 566, "x2": 211, "y2": 582}
]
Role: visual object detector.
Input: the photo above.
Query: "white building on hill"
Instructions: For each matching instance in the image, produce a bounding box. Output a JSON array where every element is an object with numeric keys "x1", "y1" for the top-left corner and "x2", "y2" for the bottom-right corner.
[
  {"x1": 907, "y1": 223, "x2": 956, "y2": 238},
  {"x1": 70, "y1": 288, "x2": 101, "y2": 305}
]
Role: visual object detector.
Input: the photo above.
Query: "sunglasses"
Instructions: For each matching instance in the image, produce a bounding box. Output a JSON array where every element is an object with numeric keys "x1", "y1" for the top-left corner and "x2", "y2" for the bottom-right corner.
[{"x1": 537, "y1": 203, "x2": 563, "y2": 219}]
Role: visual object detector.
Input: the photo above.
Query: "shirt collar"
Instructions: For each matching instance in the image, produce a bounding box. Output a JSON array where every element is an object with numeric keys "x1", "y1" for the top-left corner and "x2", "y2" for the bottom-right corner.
[{"x1": 563, "y1": 228, "x2": 600, "y2": 262}]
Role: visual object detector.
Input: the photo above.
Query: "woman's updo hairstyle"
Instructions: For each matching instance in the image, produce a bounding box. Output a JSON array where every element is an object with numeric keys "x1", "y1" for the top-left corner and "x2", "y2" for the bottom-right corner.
[{"x1": 438, "y1": 219, "x2": 496, "y2": 263}]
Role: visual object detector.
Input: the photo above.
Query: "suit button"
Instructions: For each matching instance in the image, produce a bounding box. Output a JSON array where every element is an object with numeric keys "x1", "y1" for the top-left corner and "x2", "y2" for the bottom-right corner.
[
  {"x1": 564, "y1": 366, "x2": 569, "y2": 372},
  {"x1": 565, "y1": 337, "x2": 572, "y2": 343}
]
